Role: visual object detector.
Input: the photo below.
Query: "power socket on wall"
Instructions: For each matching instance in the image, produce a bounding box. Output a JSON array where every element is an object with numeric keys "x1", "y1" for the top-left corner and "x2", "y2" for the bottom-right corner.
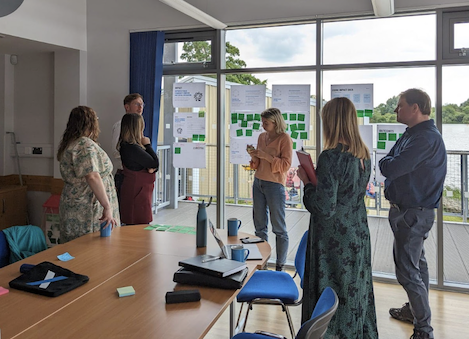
[{"x1": 10, "y1": 144, "x2": 53, "y2": 158}]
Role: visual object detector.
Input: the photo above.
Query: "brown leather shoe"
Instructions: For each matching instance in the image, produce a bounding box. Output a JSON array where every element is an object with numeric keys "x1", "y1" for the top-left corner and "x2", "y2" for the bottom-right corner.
[{"x1": 389, "y1": 302, "x2": 414, "y2": 323}]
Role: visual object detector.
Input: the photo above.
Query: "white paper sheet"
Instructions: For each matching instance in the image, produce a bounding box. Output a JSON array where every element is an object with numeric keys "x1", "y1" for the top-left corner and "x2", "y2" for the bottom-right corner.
[{"x1": 173, "y1": 142, "x2": 206, "y2": 168}]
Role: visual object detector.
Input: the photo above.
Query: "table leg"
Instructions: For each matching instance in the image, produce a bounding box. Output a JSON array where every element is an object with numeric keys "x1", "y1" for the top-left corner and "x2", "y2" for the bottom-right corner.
[{"x1": 230, "y1": 301, "x2": 235, "y2": 337}]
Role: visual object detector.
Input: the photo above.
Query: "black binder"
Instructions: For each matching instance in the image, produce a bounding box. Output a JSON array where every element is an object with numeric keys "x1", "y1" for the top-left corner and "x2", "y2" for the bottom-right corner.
[
  {"x1": 9, "y1": 261, "x2": 89, "y2": 297},
  {"x1": 173, "y1": 267, "x2": 248, "y2": 289}
]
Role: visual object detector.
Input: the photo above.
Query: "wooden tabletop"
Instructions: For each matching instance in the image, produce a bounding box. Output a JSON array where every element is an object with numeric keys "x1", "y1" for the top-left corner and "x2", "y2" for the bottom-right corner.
[{"x1": 0, "y1": 226, "x2": 271, "y2": 339}]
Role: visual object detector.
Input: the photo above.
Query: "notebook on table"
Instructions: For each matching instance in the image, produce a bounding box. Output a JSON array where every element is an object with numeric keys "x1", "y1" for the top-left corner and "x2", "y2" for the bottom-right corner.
[{"x1": 208, "y1": 220, "x2": 263, "y2": 260}]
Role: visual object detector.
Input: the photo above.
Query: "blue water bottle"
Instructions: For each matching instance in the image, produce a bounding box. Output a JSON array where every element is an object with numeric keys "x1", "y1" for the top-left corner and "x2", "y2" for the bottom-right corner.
[{"x1": 196, "y1": 197, "x2": 212, "y2": 248}]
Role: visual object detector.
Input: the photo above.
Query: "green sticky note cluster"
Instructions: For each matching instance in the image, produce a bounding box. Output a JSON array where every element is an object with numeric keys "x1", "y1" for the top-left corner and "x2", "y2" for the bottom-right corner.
[
  {"x1": 117, "y1": 286, "x2": 135, "y2": 297},
  {"x1": 231, "y1": 112, "x2": 262, "y2": 137}
]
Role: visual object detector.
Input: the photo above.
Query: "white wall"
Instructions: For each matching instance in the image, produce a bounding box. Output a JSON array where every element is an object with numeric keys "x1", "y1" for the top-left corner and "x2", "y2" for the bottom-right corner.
[{"x1": 0, "y1": 0, "x2": 86, "y2": 51}]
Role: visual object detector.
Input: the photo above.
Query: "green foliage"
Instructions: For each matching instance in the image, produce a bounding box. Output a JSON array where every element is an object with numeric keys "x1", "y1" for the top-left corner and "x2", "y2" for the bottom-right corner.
[
  {"x1": 371, "y1": 94, "x2": 469, "y2": 124},
  {"x1": 181, "y1": 41, "x2": 266, "y2": 85}
]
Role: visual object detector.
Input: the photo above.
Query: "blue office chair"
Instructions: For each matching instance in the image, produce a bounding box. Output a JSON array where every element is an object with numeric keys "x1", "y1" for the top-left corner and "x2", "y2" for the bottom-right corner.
[
  {"x1": 0, "y1": 230, "x2": 10, "y2": 268},
  {"x1": 232, "y1": 287, "x2": 339, "y2": 339},
  {"x1": 236, "y1": 231, "x2": 309, "y2": 339}
]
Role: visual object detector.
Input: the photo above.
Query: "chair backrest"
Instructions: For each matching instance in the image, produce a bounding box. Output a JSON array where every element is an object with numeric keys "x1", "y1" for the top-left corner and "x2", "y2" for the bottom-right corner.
[
  {"x1": 295, "y1": 287, "x2": 339, "y2": 339},
  {"x1": 294, "y1": 230, "x2": 308, "y2": 288},
  {"x1": 0, "y1": 230, "x2": 10, "y2": 268},
  {"x1": 2, "y1": 225, "x2": 47, "y2": 263}
]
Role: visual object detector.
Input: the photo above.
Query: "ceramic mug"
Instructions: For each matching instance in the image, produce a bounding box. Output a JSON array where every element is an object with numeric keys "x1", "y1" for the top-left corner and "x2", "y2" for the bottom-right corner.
[
  {"x1": 227, "y1": 218, "x2": 242, "y2": 236},
  {"x1": 100, "y1": 221, "x2": 112, "y2": 237},
  {"x1": 231, "y1": 245, "x2": 250, "y2": 262}
]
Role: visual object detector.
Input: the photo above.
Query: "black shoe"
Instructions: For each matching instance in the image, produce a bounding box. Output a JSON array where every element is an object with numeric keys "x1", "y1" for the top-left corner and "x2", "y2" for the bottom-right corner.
[
  {"x1": 275, "y1": 264, "x2": 284, "y2": 271},
  {"x1": 389, "y1": 302, "x2": 414, "y2": 323},
  {"x1": 410, "y1": 329, "x2": 431, "y2": 339}
]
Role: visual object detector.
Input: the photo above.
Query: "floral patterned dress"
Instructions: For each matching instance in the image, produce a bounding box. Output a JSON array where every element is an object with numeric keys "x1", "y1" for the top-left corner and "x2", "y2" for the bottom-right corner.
[
  {"x1": 301, "y1": 144, "x2": 378, "y2": 339},
  {"x1": 59, "y1": 137, "x2": 120, "y2": 243}
]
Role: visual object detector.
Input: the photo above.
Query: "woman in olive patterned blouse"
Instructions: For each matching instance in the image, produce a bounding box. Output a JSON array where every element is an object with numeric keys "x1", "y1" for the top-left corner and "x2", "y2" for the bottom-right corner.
[
  {"x1": 57, "y1": 106, "x2": 120, "y2": 243},
  {"x1": 297, "y1": 97, "x2": 378, "y2": 339}
]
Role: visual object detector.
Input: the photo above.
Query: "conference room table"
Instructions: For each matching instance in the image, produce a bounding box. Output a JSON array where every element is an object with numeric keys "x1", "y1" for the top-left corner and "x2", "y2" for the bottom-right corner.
[{"x1": 0, "y1": 225, "x2": 271, "y2": 339}]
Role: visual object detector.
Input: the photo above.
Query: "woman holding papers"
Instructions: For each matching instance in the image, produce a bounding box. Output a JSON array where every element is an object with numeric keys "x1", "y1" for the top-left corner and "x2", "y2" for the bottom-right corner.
[
  {"x1": 297, "y1": 97, "x2": 378, "y2": 339},
  {"x1": 247, "y1": 108, "x2": 293, "y2": 271},
  {"x1": 118, "y1": 113, "x2": 159, "y2": 225},
  {"x1": 57, "y1": 106, "x2": 119, "y2": 243}
]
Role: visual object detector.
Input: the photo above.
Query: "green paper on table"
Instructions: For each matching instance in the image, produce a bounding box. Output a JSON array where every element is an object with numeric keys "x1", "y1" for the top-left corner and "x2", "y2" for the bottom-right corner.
[{"x1": 117, "y1": 286, "x2": 135, "y2": 297}]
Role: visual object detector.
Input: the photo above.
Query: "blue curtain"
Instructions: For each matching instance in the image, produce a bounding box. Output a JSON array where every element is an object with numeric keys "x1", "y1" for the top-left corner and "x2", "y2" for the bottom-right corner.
[{"x1": 129, "y1": 31, "x2": 165, "y2": 149}]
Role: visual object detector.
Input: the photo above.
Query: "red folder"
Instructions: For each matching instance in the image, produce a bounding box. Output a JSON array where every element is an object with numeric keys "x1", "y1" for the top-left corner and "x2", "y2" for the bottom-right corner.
[{"x1": 296, "y1": 150, "x2": 317, "y2": 186}]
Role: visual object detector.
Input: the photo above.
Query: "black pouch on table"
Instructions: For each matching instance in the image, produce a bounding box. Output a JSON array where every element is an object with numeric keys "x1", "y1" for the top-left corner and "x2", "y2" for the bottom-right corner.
[
  {"x1": 9, "y1": 261, "x2": 89, "y2": 297},
  {"x1": 173, "y1": 267, "x2": 248, "y2": 289}
]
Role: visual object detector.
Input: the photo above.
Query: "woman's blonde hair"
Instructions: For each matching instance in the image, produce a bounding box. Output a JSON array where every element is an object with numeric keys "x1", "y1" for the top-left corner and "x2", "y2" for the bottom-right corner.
[
  {"x1": 321, "y1": 97, "x2": 370, "y2": 160},
  {"x1": 117, "y1": 113, "x2": 145, "y2": 150},
  {"x1": 57, "y1": 106, "x2": 100, "y2": 161},
  {"x1": 261, "y1": 107, "x2": 287, "y2": 134}
]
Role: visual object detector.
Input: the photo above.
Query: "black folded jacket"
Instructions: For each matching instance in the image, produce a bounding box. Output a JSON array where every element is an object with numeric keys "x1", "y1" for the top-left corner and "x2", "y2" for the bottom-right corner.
[
  {"x1": 9, "y1": 261, "x2": 89, "y2": 297},
  {"x1": 173, "y1": 267, "x2": 248, "y2": 289}
]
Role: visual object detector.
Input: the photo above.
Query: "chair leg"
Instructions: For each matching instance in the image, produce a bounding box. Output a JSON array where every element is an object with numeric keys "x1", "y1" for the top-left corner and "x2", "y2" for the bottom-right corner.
[
  {"x1": 242, "y1": 302, "x2": 254, "y2": 332},
  {"x1": 283, "y1": 306, "x2": 295, "y2": 339},
  {"x1": 235, "y1": 302, "x2": 245, "y2": 331}
]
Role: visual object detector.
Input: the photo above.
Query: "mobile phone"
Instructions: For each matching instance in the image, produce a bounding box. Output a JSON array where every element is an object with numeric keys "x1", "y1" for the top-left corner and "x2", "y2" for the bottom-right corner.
[{"x1": 241, "y1": 237, "x2": 264, "y2": 244}]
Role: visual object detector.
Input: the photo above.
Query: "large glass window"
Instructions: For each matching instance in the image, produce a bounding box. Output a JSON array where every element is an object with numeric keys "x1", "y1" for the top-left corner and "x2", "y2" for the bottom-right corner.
[
  {"x1": 323, "y1": 15, "x2": 436, "y2": 65},
  {"x1": 226, "y1": 23, "x2": 316, "y2": 68},
  {"x1": 442, "y1": 65, "x2": 469, "y2": 286}
]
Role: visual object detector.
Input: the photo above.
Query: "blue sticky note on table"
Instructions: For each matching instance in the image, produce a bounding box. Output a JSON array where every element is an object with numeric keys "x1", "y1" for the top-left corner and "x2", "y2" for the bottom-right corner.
[
  {"x1": 117, "y1": 286, "x2": 135, "y2": 297},
  {"x1": 57, "y1": 252, "x2": 75, "y2": 261}
]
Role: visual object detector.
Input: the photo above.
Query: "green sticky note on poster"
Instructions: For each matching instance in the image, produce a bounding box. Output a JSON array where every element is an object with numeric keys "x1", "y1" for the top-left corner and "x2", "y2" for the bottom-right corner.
[
  {"x1": 238, "y1": 113, "x2": 245, "y2": 121},
  {"x1": 298, "y1": 114, "x2": 305, "y2": 122},
  {"x1": 236, "y1": 129, "x2": 243, "y2": 137},
  {"x1": 298, "y1": 123, "x2": 306, "y2": 131},
  {"x1": 357, "y1": 110, "x2": 364, "y2": 117},
  {"x1": 377, "y1": 141, "x2": 386, "y2": 150},
  {"x1": 300, "y1": 132, "x2": 308, "y2": 140},
  {"x1": 192, "y1": 135, "x2": 199, "y2": 141},
  {"x1": 291, "y1": 131, "x2": 299, "y2": 139},
  {"x1": 241, "y1": 121, "x2": 248, "y2": 128},
  {"x1": 199, "y1": 135, "x2": 206, "y2": 141},
  {"x1": 289, "y1": 113, "x2": 297, "y2": 121},
  {"x1": 231, "y1": 113, "x2": 238, "y2": 124},
  {"x1": 255, "y1": 114, "x2": 261, "y2": 121},
  {"x1": 388, "y1": 133, "x2": 397, "y2": 141},
  {"x1": 364, "y1": 109, "x2": 373, "y2": 117},
  {"x1": 290, "y1": 124, "x2": 297, "y2": 132},
  {"x1": 246, "y1": 130, "x2": 253, "y2": 136},
  {"x1": 285, "y1": 125, "x2": 289, "y2": 131},
  {"x1": 282, "y1": 113, "x2": 287, "y2": 120},
  {"x1": 253, "y1": 122, "x2": 260, "y2": 130},
  {"x1": 247, "y1": 114, "x2": 254, "y2": 121},
  {"x1": 399, "y1": 133, "x2": 403, "y2": 138},
  {"x1": 175, "y1": 147, "x2": 181, "y2": 154},
  {"x1": 378, "y1": 133, "x2": 387, "y2": 141},
  {"x1": 198, "y1": 112, "x2": 205, "y2": 118},
  {"x1": 293, "y1": 142, "x2": 296, "y2": 149}
]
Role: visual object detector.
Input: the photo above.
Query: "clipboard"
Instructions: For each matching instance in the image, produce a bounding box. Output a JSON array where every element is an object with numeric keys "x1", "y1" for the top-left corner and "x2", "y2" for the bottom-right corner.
[{"x1": 296, "y1": 150, "x2": 317, "y2": 186}]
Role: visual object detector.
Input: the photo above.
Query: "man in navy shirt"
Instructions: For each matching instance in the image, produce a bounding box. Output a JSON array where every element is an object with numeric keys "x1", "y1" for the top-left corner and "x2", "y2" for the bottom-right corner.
[{"x1": 379, "y1": 88, "x2": 446, "y2": 339}]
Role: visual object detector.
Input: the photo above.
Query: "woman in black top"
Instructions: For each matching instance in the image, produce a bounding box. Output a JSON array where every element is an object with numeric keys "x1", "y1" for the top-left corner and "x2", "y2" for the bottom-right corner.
[{"x1": 117, "y1": 113, "x2": 159, "y2": 225}]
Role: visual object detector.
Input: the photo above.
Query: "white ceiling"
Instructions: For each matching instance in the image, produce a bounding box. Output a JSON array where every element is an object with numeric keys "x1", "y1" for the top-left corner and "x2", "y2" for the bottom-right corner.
[{"x1": 0, "y1": 0, "x2": 468, "y2": 55}]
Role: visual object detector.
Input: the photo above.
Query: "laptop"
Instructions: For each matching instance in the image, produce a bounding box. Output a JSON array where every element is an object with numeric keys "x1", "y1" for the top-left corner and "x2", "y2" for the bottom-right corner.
[{"x1": 208, "y1": 220, "x2": 263, "y2": 260}]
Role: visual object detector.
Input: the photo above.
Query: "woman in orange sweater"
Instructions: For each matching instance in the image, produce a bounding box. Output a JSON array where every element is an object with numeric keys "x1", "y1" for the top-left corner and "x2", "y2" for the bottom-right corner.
[{"x1": 247, "y1": 108, "x2": 293, "y2": 271}]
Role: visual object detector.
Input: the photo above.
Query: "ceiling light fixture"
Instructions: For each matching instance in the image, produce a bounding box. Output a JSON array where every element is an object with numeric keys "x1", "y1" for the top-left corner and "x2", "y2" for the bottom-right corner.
[
  {"x1": 159, "y1": 0, "x2": 227, "y2": 30},
  {"x1": 371, "y1": 0, "x2": 394, "y2": 17}
]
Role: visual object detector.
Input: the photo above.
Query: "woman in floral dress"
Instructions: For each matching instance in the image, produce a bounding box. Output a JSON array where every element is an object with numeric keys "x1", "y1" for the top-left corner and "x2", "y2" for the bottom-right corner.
[
  {"x1": 297, "y1": 97, "x2": 379, "y2": 338},
  {"x1": 57, "y1": 106, "x2": 119, "y2": 243}
]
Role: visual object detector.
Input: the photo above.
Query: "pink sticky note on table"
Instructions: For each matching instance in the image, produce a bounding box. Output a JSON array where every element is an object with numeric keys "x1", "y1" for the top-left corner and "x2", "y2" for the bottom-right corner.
[{"x1": 0, "y1": 286, "x2": 9, "y2": 296}]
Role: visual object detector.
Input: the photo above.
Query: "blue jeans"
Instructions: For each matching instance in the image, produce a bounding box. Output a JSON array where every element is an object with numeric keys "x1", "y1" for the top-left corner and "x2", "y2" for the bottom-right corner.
[
  {"x1": 252, "y1": 177, "x2": 289, "y2": 266},
  {"x1": 389, "y1": 206, "x2": 434, "y2": 338}
]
